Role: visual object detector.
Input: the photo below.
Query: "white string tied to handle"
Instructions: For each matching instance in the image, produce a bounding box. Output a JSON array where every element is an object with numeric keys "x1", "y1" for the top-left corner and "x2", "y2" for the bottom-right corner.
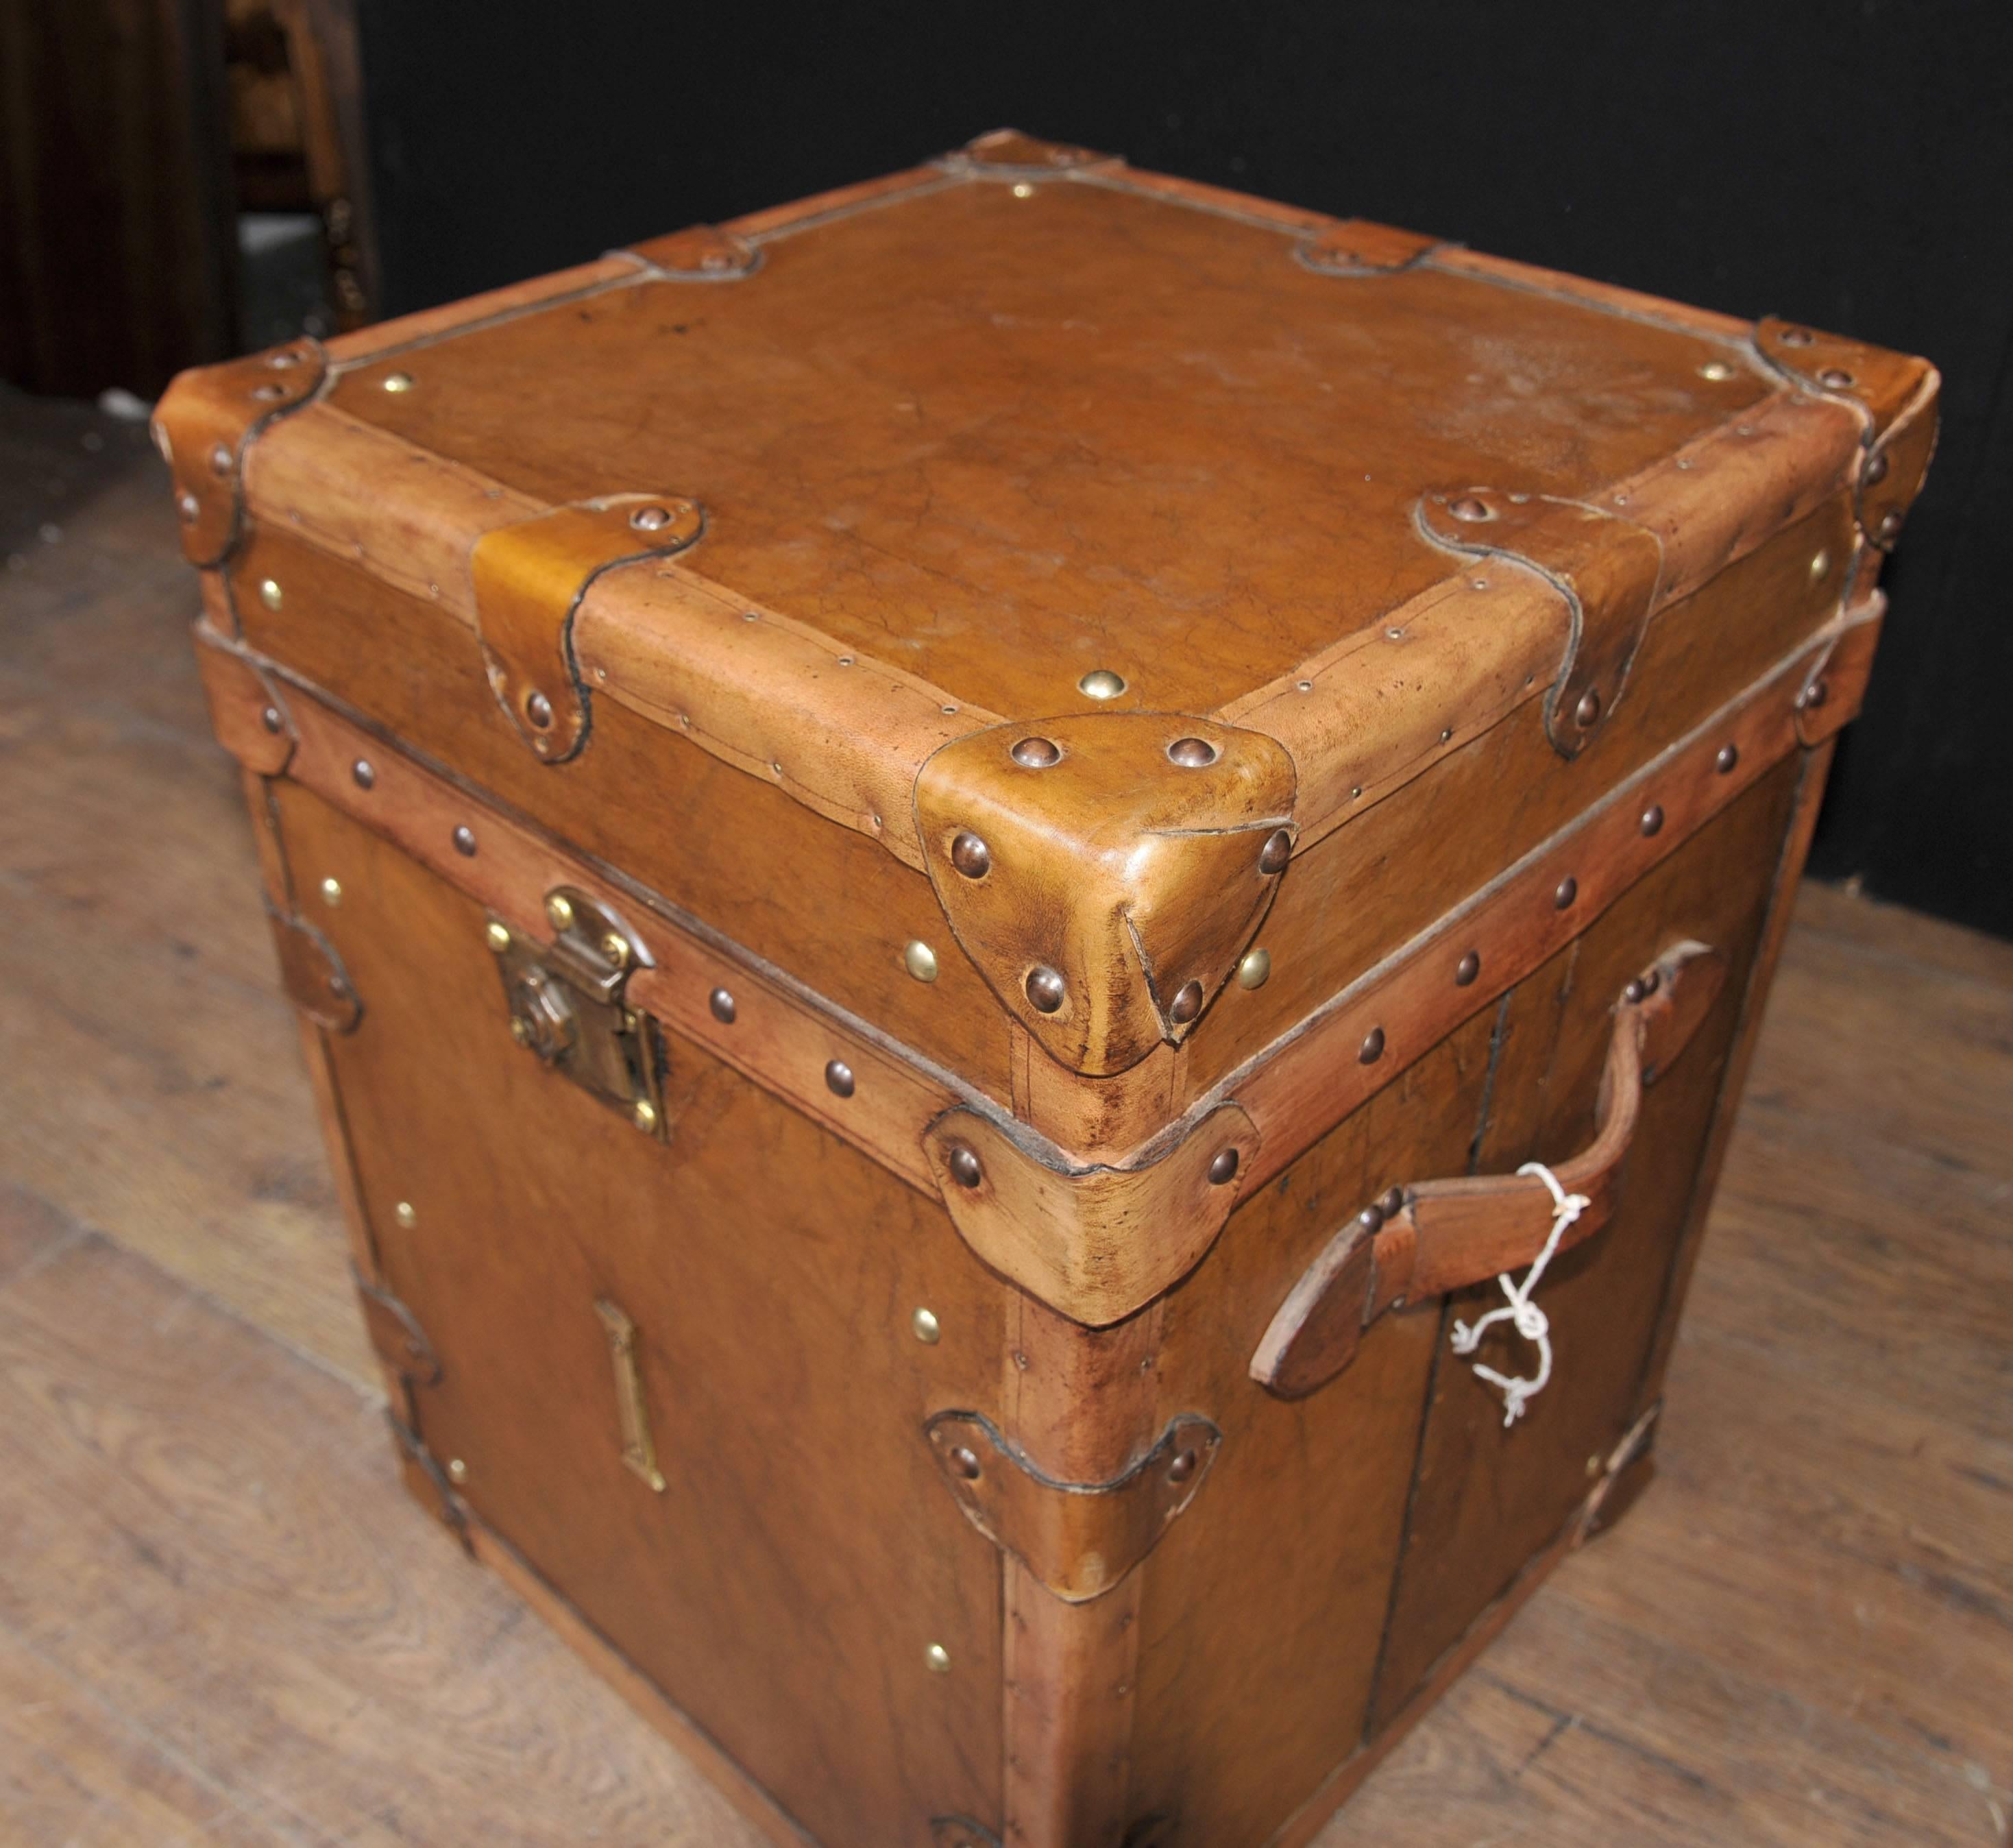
[{"x1": 1450, "y1": 1161, "x2": 1591, "y2": 1427}]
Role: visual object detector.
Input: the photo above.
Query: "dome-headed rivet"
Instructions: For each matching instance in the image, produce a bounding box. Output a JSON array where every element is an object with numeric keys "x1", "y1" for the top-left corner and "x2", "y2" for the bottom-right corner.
[
  {"x1": 351, "y1": 759, "x2": 375, "y2": 790},
  {"x1": 393, "y1": 1202, "x2": 417, "y2": 1230},
  {"x1": 382, "y1": 372, "x2": 414, "y2": 393},
  {"x1": 260, "y1": 705, "x2": 283, "y2": 734},
  {"x1": 1454, "y1": 949, "x2": 1481, "y2": 986},
  {"x1": 1380, "y1": 1186, "x2": 1406, "y2": 1218},
  {"x1": 1809, "y1": 549, "x2": 1831, "y2": 583},
  {"x1": 1801, "y1": 677, "x2": 1830, "y2": 711},
  {"x1": 446, "y1": 1457, "x2": 467, "y2": 1482},
  {"x1": 1258, "y1": 828, "x2": 1293, "y2": 875},
  {"x1": 1778, "y1": 326, "x2": 1815, "y2": 347},
  {"x1": 1818, "y1": 366, "x2": 1855, "y2": 389},
  {"x1": 1358, "y1": 1202, "x2": 1387, "y2": 1233},
  {"x1": 177, "y1": 491, "x2": 199, "y2": 521},
  {"x1": 485, "y1": 920, "x2": 512, "y2": 953},
  {"x1": 1698, "y1": 361, "x2": 1734, "y2": 381},
  {"x1": 1448, "y1": 494, "x2": 1493, "y2": 522},
  {"x1": 1168, "y1": 980, "x2": 1204, "y2": 1025},
  {"x1": 1359, "y1": 1026, "x2": 1386, "y2": 1064},
  {"x1": 946, "y1": 1143, "x2": 984, "y2": 1189},
  {"x1": 925, "y1": 1644, "x2": 952, "y2": 1675},
  {"x1": 1555, "y1": 876, "x2": 1578, "y2": 910},
  {"x1": 904, "y1": 940, "x2": 939, "y2": 983},
  {"x1": 1011, "y1": 735, "x2": 1061, "y2": 768},
  {"x1": 1077, "y1": 668, "x2": 1127, "y2": 700},
  {"x1": 1716, "y1": 744, "x2": 1740, "y2": 774},
  {"x1": 1574, "y1": 688, "x2": 1602, "y2": 729},
  {"x1": 1237, "y1": 947, "x2": 1271, "y2": 989},
  {"x1": 825, "y1": 1059, "x2": 855, "y2": 1098},
  {"x1": 319, "y1": 877, "x2": 341, "y2": 907},
  {"x1": 1641, "y1": 804, "x2": 1665, "y2": 836},
  {"x1": 1025, "y1": 966, "x2": 1066, "y2": 1014},
  {"x1": 709, "y1": 986, "x2": 737, "y2": 1023},
  {"x1": 1167, "y1": 736, "x2": 1218, "y2": 767},
  {"x1": 600, "y1": 931, "x2": 629, "y2": 968},
  {"x1": 629, "y1": 503, "x2": 672, "y2": 531},
  {"x1": 258, "y1": 577, "x2": 284, "y2": 611},
  {"x1": 947, "y1": 1445, "x2": 982, "y2": 1481},
  {"x1": 1642, "y1": 966, "x2": 1662, "y2": 995},
  {"x1": 632, "y1": 1098, "x2": 658, "y2": 1133},
  {"x1": 209, "y1": 443, "x2": 233, "y2": 474},
  {"x1": 546, "y1": 892, "x2": 576, "y2": 932},
  {"x1": 1624, "y1": 977, "x2": 1647, "y2": 1004},
  {"x1": 452, "y1": 824, "x2": 477, "y2": 856},
  {"x1": 1208, "y1": 1147, "x2": 1240, "y2": 1186},
  {"x1": 1167, "y1": 1448, "x2": 1200, "y2": 1487},
  {"x1": 509, "y1": 1017, "x2": 531, "y2": 1045},
  {"x1": 524, "y1": 690, "x2": 554, "y2": 729},
  {"x1": 1877, "y1": 509, "x2": 1903, "y2": 541},
  {"x1": 1864, "y1": 450, "x2": 1890, "y2": 486},
  {"x1": 912, "y1": 1306, "x2": 941, "y2": 1344},
  {"x1": 950, "y1": 831, "x2": 991, "y2": 879}
]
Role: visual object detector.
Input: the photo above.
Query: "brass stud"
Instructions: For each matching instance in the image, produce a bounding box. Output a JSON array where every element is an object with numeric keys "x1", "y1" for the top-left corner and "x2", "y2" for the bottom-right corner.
[
  {"x1": 1012, "y1": 182, "x2": 1035, "y2": 198},
  {"x1": 1168, "y1": 980, "x2": 1204, "y2": 1025},
  {"x1": 925, "y1": 1644, "x2": 952, "y2": 1675},
  {"x1": 946, "y1": 1143, "x2": 984, "y2": 1189},
  {"x1": 1077, "y1": 668, "x2": 1127, "y2": 700},
  {"x1": 485, "y1": 920, "x2": 512, "y2": 953},
  {"x1": 1716, "y1": 744, "x2": 1740, "y2": 774},
  {"x1": 1237, "y1": 947, "x2": 1271, "y2": 989},
  {"x1": 950, "y1": 831, "x2": 991, "y2": 879},
  {"x1": 351, "y1": 759, "x2": 375, "y2": 790},
  {"x1": 177, "y1": 491, "x2": 199, "y2": 522},
  {"x1": 452, "y1": 824, "x2": 477, "y2": 856},
  {"x1": 382, "y1": 372, "x2": 414, "y2": 393},
  {"x1": 1167, "y1": 1448, "x2": 1199, "y2": 1485},
  {"x1": 1573, "y1": 688, "x2": 1602, "y2": 729},
  {"x1": 1809, "y1": 548, "x2": 1831, "y2": 583},
  {"x1": 446, "y1": 1457, "x2": 467, "y2": 1482},
  {"x1": 546, "y1": 892, "x2": 576, "y2": 932},
  {"x1": 319, "y1": 876, "x2": 341, "y2": 907},
  {"x1": 1554, "y1": 876, "x2": 1578, "y2": 910},
  {"x1": 709, "y1": 986, "x2": 737, "y2": 1023},
  {"x1": 1167, "y1": 737, "x2": 1218, "y2": 767},
  {"x1": 1025, "y1": 966, "x2": 1066, "y2": 1014},
  {"x1": 825, "y1": 1059, "x2": 855, "y2": 1098},
  {"x1": 258, "y1": 577, "x2": 284, "y2": 611},
  {"x1": 509, "y1": 1017, "x2": 531, "y2": 1045},
  {"x1": 1448, "y1": 494, "x2": 1493, "y2": 522},
  {"x1": 525, "y1": 690, "x2": 554, "y2": 729},
  {"x1": 210, "y1": 443, "x2": 233, "y2": 474},
  {"x1": 1641, "y1": 804, "x2": 1665, "y2": 836},
  {"x1": 1818, "y1": 366, "x2": 1855, "y2": 389},
  {"x1": 947, "y1": 1445, "x2": 982, "y2": 1480},
  {"x1": 632, "y1": 1098, "x2": 658, "y2": 1133},
  {"x1": 912, "y1": 1306, "x2": 942, "y2": 1344},
  {"x1": 1258, "y1": 828, "x2": 1293, "y2": 875},
  {"x1": 1208, "y1": 1147, "x2": 1240, "y2": 1187},
  {"x1": 1698, "y1": 361, "x2": 1734, "y2": 382},
  {"x1": 393, "y1": 1202, "x2": 417, "y2": 1230},
  {"x1": 1864, "y1": 451, "x2": 1890, "y2": 486},
  {"x1": 600, "y1": 931, "x2": 630, "y2": 967},
  {"x1": 629, "y1": 503, "x2": 672, "y2": 531},
  {"x1": 1011, "y1": 735, "x2": 1061, "y2": 768},
  {"x1": 903, "y1": 940, "x2": 940, "y2": 983},
  {"x1": 260, "y1": 705, "x2": 283, "y2": 734},
  {"x1": 1359, "y1": 1026, "x2": 1386, "y2": 1064},
  {"x1": 1454, "y1": 949, "x2": 1481, "y2": 986}
]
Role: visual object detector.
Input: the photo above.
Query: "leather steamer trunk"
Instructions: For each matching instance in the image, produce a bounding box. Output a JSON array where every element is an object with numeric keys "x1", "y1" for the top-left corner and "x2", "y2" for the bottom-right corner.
[{"x1": 159, "y1": 130, "x2": 1937, "y2": 1848}]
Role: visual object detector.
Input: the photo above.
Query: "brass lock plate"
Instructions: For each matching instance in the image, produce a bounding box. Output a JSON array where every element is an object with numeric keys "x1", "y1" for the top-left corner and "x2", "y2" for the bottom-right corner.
[{"x1": 488, "y1": 886, "x2": 666, "y2": 1134}]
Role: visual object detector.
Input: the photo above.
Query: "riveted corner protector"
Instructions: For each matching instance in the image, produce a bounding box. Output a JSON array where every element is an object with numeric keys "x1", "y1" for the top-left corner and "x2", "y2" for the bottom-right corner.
[
  {"x1": 1418, "y1": 487, "x2": 1664, "y2": 757},
  {"x1": 1295, "y1": 218, "x2": 1443, "y2": 276},
  {"x1": 469, "y1": 494, "x2": 704, "y2": 762},
  {"x1": 153, "y1": 338, "x2": 326, "y2": 568},
  {"x1": 626, "y1": 223, "x2": 762, "y2": 280},
  {"x1": 192, "y1": 620, "x2": 295, "y2": 775},
  {"x1": 267, "y1": 902, "x2": 362, "y2": 1032},
  {"x1": 355, "y1": 1266, "x2": 441, "y2": 1390},
  {"x1": 1795, "y1": 591, "x2": 1886, "y2": 746},
  {"x1": 925, "y1": 1410, "x2": 1221, "y2": 1602},
  {"x1": 941, "y1": 128, "x2": 1121, "y2": 178},
  {"x1": 914, "y1": 714, "x2": 1297, "y2": 1075},
  {"x1": 922, "y1": 1101, "x2": 1258, "y2": 1327}
]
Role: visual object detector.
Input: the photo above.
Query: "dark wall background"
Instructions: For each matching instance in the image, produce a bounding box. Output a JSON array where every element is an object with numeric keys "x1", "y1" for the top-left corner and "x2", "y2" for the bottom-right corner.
[{"x1": 354, "y1": 0, "x2": 2012, "y2": 936}]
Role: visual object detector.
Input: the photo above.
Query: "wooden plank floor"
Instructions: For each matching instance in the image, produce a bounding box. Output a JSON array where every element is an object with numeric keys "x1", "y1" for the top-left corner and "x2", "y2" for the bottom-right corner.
[{"x1": 3, "y1": 388, "x2": 2009, "y2": 1847}]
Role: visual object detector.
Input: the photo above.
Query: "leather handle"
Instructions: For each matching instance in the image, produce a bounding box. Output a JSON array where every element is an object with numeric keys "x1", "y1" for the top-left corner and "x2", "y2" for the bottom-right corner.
[{"x1": 1250, "y1": 940, "x2": 1727, "y2": 1400}]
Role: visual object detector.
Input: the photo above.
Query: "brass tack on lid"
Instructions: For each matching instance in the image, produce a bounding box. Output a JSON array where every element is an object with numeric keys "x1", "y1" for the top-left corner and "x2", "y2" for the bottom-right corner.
[
  {"x1": 446, "y1": 1457, "x2": 467, "y2": 1482},
  {"x1": 825, "y1": 1059, "x2": 855, "y2": 1098},
  {"x1": 600, "y1": 932, "x2": 629, "y2": 968},
  {"x1": 925, "y1": 1644, "x2": 952, "y2": 1675},
  {"x1": 1258, "y1": 828, "x2": 1293, "y2": 875},
  {"x1": 1698, "y1": 361, "x2": 1733, "y2": 381},
  {"x1": 1641, "y1": 804, "x2": 1665, "y2": 836},
  {"x1": 525, "y1": 690, "x2": 554, "y2": 729},
  {"x1": 258, "y1": 577, "x2": 284, "y2": 611},
  {"x1": 1574, "y1": 688, "x2": 1602, "y2": 728},
  {"x1": 1167, "y1": 980, "x2": 1204, "y2": 1025},
  {"x1": 1167, "y1": 1448, "x2": 1199, "y2": 1485},
  {"x1": 319, "y1": 877, "x2": 342, "y2": 907},
  {"x1": 393, "y1": 1202, "x2": 417, "y2": 1230},
  {"x1": 1010, "y1": 735, "x2": 1060, "y2": 767},
  {"x1": 629, "y1": 504, "x2": 672, "y2": 531},
  {"x1": 452, "y1": 824, "x2": 477, "y2": 856},
  {"x1": 382, "y1": 372, "x2": 414, "y2": 393},
  {"x1": 1077, "y1": 668, "x2": 1126, "y2": 700},
  {"x1": 485, "y1": 920, "x2": 512, "y2": 953},
  {"x1": 950, "y1": 831, "x2": 991, "y2": 878},
  {"x1": 632, "y1": 1098, "x2": 658, "y2": 1133},
  {"x1": 912, "y1": 1307, "x2": 941, "y2": 1344},
  {"x1": 1208, "y1": 1147, "x2": 1240, "y2": 1186},
  {"x1": 903, "y1": 940, "x2": 940, "y2": 982},
  {"x1": 1716, "y1": 744, "x2": 1740, "y2": 773},
  {"x1": 1025, "y1": 966, "x2": 1066, "y2": 1014},
  {"x1": 351, "y1": 759, "x2": 375, "y2": 790},
  {"x1": 947, "y1": 1446, "x2": 982, "y2": 1480},
  {"x1": 709, "y1": 986, "x2": 736, "y2": 1023},
  {"x1": 1779, "y1": 326, "x2": 1814, "y2": 346},
  {"x1": 946, "y1": 1143, "x2": 984, "y2": 1189},
  {"x1": 1167, "y1": 737, "x2": 1218, "y2": 767},
  {"x1": 209, "y1": 443, "x2": 232, "y2": 474},
  {"x1": 1237, "y1": 947, "x2": 1271, "y2": 989},
  {"x1": 260, "y1": 706, "x2": 283, "y2": 733},
  {"x1": 1455, "y1": 949, "x2": 1481, "y2": 986},
  {"x1": 1554, "y1": 876, "x2": 1578, "y2": 909},
  {"x1": 1448, "y1": 494, "x2": 1493, "y2": 522},
  {"x1": 1809, "y1": 548, "x2": 1831, "y2": 582},
  {"x1": 177, "y1": 491, "x2": 199, "y2": 520},
  {"x1": 1818, "y1": 367, "x2": 1855, "y2": 389},
  {"x1": 1359, "y1": 1026, "x2": 1386, "y2": 1065},
  {"x1": 546, "y1": 892, "x2": 576, "y2": 932}
]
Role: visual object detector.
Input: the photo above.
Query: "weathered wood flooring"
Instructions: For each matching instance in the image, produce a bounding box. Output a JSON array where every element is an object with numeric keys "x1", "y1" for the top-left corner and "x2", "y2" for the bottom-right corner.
[{"x1": 3, "y1": 390, "x2": 2009, "y2": 1847}]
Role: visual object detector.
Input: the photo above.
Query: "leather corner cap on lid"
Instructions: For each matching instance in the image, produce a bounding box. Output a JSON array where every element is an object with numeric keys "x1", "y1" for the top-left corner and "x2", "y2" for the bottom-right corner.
[{"x1": 913, "y1": 714, "x2": 1297, "y2": 1076}]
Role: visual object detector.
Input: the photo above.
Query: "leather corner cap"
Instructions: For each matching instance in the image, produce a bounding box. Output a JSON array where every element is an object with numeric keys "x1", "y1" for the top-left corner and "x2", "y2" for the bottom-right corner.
[{"x1": 914, "y1": 714, "x2": 1297, "y2": 1076}]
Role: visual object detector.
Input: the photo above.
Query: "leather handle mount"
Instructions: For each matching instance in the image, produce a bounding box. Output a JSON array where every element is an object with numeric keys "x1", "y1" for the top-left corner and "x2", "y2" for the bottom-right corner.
[{"x1": 1250, "y1": 940, "x2": 1727, "y2": 1400}]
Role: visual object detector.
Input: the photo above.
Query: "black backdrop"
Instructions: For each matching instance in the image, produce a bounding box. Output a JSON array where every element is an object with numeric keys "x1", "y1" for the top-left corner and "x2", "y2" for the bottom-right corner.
[{"x1": 354, "y1": 0, "x2": 2013, "y2": 937}]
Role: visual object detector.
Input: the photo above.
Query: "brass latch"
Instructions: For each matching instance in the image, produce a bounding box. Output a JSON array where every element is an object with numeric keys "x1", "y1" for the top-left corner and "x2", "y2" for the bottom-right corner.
[{"x1": 487, "y1": 886, "x2": 666, "y2": 1135}]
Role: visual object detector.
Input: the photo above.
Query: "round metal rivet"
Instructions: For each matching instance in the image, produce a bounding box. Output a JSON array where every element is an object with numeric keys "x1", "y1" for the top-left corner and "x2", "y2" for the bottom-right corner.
[
  {"x1": 1641, "y1": 804, "x2": 1665, "y2": 836},
  {"x1": 1025, "y1": 966, "x2": 1066, "y2": 1014},
  {"x1": 1555, "y1": 876, "x2": 1578, "y2": 910},
  {"x1": 1168, "y1": 980, "x2": 1204, "y2": 1025},
  {"x1": 525, "y1": 690, "x2": 554, "y2": 729},
  {"x1": 260, "y1": 705, "x2": 283, "y2": 734},
  {"x1": 904, "y1": 940, "x2": 940, "y2": 983},
  {"x1": 1359, "y1": 1026, "x2": 1386, "y2": 1065},
  {"x1": 1454, "y1": 949, "x2": 1481, "y2": 986},
  {"x1": 947, "y1": 1446, "x2": 983, "y2": 1481},
  {"x1": 629, "y1": 503, "x2": 672, "y2": 531},
  {"x1": 382, "y1": 372, "x2": 414, "y2": 393},
  {"x1": 825, "y1": 1059, "x2": 855, "y2": 1098},
  {"x1": 632, "y1": 1098, "x2": 658, "y2": 1133},
  {"x1": 258, "y1": 577, "x2": 284, "y2": 611},
  {"x1": 1012, "y1": 182, "x2": 1035, "y2": 198},
  {"x1": 600, "y1": 932, "x2": 630, "y2": 968},
  {"x1": 946, "y1": 1143, "x2": 984, "y2": 1190},
  {"x1": 1864, "y1": 451, "x2": 1890, "y2": 486},
  {"x1": 1358, "y1": 1202, "x2": 1387, "y2": 1234},
  {"x1": 1642, "y1": 966, "x2": 1662, "y2": 995},
  {"x1": 1809, "y1": 549, "x2": 1831, "y2": 583},
  {"x1": 1258, "y1": 828, "x2": 1293, "y2": 875},
  {"x1": 1574, "y1": 688, "x2": 1602, "y2": 729},
  {"x1": 1167, "y1": 736, "x2": 1218, "y2": 767},
  {"x1": 1167, "y1": 1448, "x2": 1199, "y2": 1485},
  {"x1": 1716, "y1": 744, "x2": 1740, "y2": 774},
  {"x1": 319, "y1": 877, "x2": 341, "y2": 907},
  {"x1": 1379, "y1": 1186, "x2": 1405, "y2": 1218},
  {"x1": 925, "y1": 1644, "x2": 952, "y2": 1675},
  {"x1": 485, "y1": 921, "x2": 512, "y2": 953},
  {"x1": 1877, "y1": 509, "x2": 1903, "y2": 541},
  {"x1": 1208, "y1": 1147, "x2": 1240, "y2": 1186},
  {"x1": 1779, "y1": 326, "x2": 1814, "y2": 347},
  {"x1": 1698, "y1": 361, "x2": 1733, "y2": 381},
  {"x1": 1448, "y1": 494, "x2": 1493, "y2": 522},
  {"x1": 912, "y1": 1306, "x2": 942, "y2": 1344},
  {"x1": 509, "y1": 1017, "x2": 531, "y2": 1045},
  {"x1": 1237, "y1": 947, "x2": 1271, "y2": 990},
  {"x1": 1802, "y1": 677, "x2": 1830, "y2": 710},
  {"x1": 1011, "y1": 735, "x2": 1061, "y2": 768},
  {"x1": 709, "y1": 986, "x2": 737, "y2": 1023},
  {"x1": 250, "y1": 382, "x2": 285, "y2": 402},
  {"x1": 950, "y1": 831, "x2": 991, "y2": 879},
  {"x1": 178, "y1": 491, "x2": 199, "y2": 521},
  {"x1": 446, "y1": 1457, "x2": 467, "y2": 1482},
  {"x1": 209, "y1": 443, "x2": 232, "y2": 475},
  {"x1": 1624, "y1": 977, "x2": 1647, "y2": 1004},
  {"x1": 1077, "y1": 668, "x2": 1127, "y2": 700},
  {"x1": 1818, "y1": 367, "x2": 1855, "y2": 389},
  {"x1": 393, "y1": 1202, "x2": 417, "y2": 1230},
  {"x1": 351, "y1": 759, "x2": 375, "y2": 790},
  {"x1": 546, "y1": 892, "x2": 576, "y2": 932},
  {"x1": 452, "y1": 824, "x2": 477, "y2": 856}
]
